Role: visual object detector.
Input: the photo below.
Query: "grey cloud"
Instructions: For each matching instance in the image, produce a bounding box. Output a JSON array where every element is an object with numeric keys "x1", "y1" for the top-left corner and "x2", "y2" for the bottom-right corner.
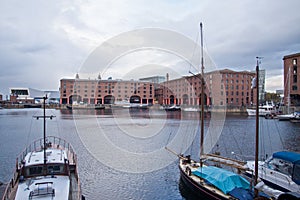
[{"x1": 1, "y1": 0, "x2": 300, "y2": 95}]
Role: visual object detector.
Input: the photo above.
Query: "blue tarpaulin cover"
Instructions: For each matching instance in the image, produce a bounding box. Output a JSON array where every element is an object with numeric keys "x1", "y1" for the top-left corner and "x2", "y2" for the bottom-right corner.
[
  {"x1": 192, "y1": 166, "x2": 250, "y2": 194},
  {"x1": 273, "y1": 151, "x2": 300, "y2": 164}
]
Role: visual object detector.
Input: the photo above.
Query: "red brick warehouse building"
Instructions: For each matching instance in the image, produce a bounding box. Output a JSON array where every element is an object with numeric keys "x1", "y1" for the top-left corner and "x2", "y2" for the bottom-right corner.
[
  {"x1": 60, "y1": 74, "x2": 155, "y2": 105},
  {"x1": 283, "y1": 52, "x2": 300, "y2": 106},
  {"x1": 156, "y1": 69, "x2": 256, "y2": 107}
]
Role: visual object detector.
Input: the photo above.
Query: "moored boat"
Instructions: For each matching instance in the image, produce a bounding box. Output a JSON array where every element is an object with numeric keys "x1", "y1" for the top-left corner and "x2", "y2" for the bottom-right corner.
[
  {"x1": 164, "y1": 105, "x2": 181, "y2": 111},
  {"x1": 179, "y1": 154, "x2": 256, "y2": 200},
  {"x1": 2, "y1": 96, "x2": 83, "y2": 200},
  {"x1": 169, "y1": 23, "x2": 269, "y2": 200},
  {"x1": 289, "y1": 112, "x2": 300, "y2": 123},
  {"x1": 277, "y1": 111, "x2": 300, "y2": 121},
  {"x1": 245, "y1": 151, "x2": 300, "y2": 199},
  {"x1": 66, "y1": 103, "x2": 105, "y2": 110},
  {"x1": 246, "y1": 101, "x2": 276, "y2": 116},
  {"x1": 182, "y1": 107, "x2": 200, "y2": 112}
]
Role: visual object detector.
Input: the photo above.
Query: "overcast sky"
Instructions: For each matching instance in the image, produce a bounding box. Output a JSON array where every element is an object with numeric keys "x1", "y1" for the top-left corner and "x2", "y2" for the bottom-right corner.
[{"x1": 1, "y1": 0, "x2": 300, "y2": 97}]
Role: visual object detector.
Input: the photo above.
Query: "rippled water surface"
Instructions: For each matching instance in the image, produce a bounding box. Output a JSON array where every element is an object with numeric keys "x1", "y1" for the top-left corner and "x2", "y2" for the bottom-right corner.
[{"x1": 0, "y1": 108, "x2": 299, "y2": 199}]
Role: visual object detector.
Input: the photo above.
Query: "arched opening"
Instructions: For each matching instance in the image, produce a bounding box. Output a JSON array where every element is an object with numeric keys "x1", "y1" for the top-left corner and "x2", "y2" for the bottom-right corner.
[
  {"x1": 182, "y1": 94, "x2": 189, "y2": 105},
  {"x1": 199, "y1": 93, "x2": 208, "y2": 105},
  {"x1": 69, "y1": 95, "x2": 82, "y2": 105},
  {"x1": 169, "y1": 95, "x2": 175, "y2": 105},
  {"x1": 97, "y1": 98, "x2": 102, "y2": 104},
  {"x1": 130, "y1": 95, "x2": 141, "y2": 104},
  {"x1": 104, "y1": 95, "x2": 115, "y2": 104}
]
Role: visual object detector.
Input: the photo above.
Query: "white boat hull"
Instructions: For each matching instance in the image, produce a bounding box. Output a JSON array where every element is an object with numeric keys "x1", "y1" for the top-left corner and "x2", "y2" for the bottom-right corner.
[{"x1": 246, "y1": 108, "x2": 272, "y2": 116}]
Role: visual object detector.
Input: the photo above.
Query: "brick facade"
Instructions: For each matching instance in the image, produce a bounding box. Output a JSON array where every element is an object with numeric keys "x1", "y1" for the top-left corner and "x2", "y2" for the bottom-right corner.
[
  {"x1": 158, "y1": 69, "x2": 256, "y2": 107},
  {"x1": 60, "y1": 76, "x2": 155, "y2": 105},
  {"x1": 283, "y1": 52, "x2": 300, "y2": 106}
]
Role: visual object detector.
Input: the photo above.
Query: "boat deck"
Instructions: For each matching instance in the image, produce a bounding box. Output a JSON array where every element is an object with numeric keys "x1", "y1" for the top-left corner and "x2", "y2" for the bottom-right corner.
[{"x1": 179, "y1": 159, "x2": 233, "y2": 199}]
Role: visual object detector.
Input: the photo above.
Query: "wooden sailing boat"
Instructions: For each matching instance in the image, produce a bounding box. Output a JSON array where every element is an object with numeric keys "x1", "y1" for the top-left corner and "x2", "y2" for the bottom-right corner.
[
  {"x1": 2, "y1": 96, "x2": 84, "y2": 200},
  {"x1": 168, "y1": 23, "x2": 267, "y2": 200}
]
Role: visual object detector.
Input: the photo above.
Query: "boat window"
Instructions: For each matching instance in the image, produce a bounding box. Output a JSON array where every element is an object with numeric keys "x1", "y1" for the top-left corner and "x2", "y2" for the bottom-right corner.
[
  {"x1": 48, "y1": 165, "x2": 64, "y2": 173},
  {"x1": 292, "y1": 163, "x2": 300, "y2": 185},
  {"x1": 268, "y1": 158, "x2": 293, "y2": 176},
  {"x1": 28, "y1": 166, "x2": 43, "y2": 176}
]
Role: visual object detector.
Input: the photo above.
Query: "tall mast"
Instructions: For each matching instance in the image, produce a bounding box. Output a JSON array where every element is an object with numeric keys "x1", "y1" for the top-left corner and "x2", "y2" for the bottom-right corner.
[
  {"x1": 33, "y1": 95, "x2": 55, "y2": 175},
  {"x1": 200, "y1": 22, "x2": 205, "y2": 162},
  {"x1": 254, "y1": 56, "x2": 262, "y2": 197},
  {"x1": 43, "y1": 96, "x2": 47, "y2": 166},
  {"x1": 288, "y1": 67, "x2": 291, "y2": 114}
]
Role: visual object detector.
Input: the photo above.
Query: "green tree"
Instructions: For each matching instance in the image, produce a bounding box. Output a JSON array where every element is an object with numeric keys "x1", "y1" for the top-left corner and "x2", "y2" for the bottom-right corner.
[{"x1": 265, "y1": 92, "x2": 281, "y2": 103}]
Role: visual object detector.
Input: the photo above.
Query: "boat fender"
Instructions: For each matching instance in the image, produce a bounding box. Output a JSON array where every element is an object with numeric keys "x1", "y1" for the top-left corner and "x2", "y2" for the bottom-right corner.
[{"x1": 185, "y1": 167, "x2": 191, "y2": 176}]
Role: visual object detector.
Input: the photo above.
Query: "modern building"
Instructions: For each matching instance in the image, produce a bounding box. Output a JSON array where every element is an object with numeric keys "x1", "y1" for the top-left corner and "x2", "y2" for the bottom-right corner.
[
  {"x1": 10, "y1": 88, "x2": 34, "y2": 104},
  {"x1": 60, "y1": 74, "x2": 155, "y2": 105},
  {"x1": 283, "y1": 52, "x2": 300, "y2": 106},
  {"x1": 139, "y1": 76, "x2": 165, "y2": 85},
  {"x1": 9, "y1": 88, "x2": 59, "y2": 104},
  {"x1": 258, "y1": 69, "x2": 266, "y2": 104},
  {"x1": 157, "y1": 69, "x2": 256, "y2": 107}
]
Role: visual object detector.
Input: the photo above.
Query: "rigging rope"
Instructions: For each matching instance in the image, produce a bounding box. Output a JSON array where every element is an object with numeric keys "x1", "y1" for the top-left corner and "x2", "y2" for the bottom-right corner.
[
  {"x1": 26, "y1": 109, "x2": 40, "y2": 149},
  {"x1": 188, "y1": 31, "x2": 200, "y2": 73},
  {"x1": 274, "y1": 118, "x2": 285, "y2": 149},
  {"x1": 49, "y1": 109, "x2": 60, "y2": 138}
]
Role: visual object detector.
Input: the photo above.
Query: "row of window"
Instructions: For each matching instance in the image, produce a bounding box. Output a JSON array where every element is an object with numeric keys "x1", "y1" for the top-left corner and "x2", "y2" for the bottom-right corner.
[
  {"x1": 63, "y1": 89, "x2": 152, "y2": 94},
  {"x1": 221, "y1": 91, "x2": 250, "y2": 96},
  {"x1": 62, "y1": 93, "x2": 153, "y2": 98},
  {"x1": 222, "y1": 79, "x2": 250, "y2": 84}
]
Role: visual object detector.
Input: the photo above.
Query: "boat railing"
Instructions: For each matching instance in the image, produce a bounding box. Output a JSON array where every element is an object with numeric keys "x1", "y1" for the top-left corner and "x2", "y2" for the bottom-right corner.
[{"x1": 16, "y1": 136, "x2": 76, "y2": 167}]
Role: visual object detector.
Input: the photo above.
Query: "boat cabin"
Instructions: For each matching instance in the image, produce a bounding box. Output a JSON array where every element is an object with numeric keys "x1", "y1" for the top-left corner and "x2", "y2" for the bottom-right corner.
[
  {"x1": 21, "y1": 148, "x2": 69, "y2": 178},
  {"x1": 266, "y1": 151, "x2": 300, "y2": 185}
]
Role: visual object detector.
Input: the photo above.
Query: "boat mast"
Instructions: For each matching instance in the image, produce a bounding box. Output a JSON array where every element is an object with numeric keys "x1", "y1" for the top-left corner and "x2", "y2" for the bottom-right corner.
[
  {"x1": 254, "y1": 56, "x2": 262, "y2": 197},
  {"x1": 200, "y1": 22, "x2": 205, "y2": 165},
  {"x1": 43, "y1": 96, "x2": 47, "y2": 166},
  {"x1": 288, "y1": 67, "x2": 291, "y2": 114},
  {"x1": 33, "y1": 95, "x2": 55, "y2": 175}
]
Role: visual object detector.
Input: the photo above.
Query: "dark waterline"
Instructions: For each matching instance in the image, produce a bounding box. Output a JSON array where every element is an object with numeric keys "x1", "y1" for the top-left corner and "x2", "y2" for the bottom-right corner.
[{"x1": 0, "y1": 108, "x2": 299, "y2": 199}]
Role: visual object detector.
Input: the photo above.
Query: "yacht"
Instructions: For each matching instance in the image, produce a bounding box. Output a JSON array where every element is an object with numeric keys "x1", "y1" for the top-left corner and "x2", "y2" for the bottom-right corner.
[
  {"x1": 246, "y1": 101, "x2": 276, "y2": 116},
  {"x1": 245, "y1": 151, "x2": 300, "y2": 199},
  {"x1": 278, "y1": 111, "x2": 300, "y2": 121}
]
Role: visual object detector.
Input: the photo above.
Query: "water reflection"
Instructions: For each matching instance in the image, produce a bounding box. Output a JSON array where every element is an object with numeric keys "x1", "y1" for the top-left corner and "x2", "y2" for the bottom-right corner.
[{"x1": 1, "y1": 109, "x2": 300, "y2": 199}]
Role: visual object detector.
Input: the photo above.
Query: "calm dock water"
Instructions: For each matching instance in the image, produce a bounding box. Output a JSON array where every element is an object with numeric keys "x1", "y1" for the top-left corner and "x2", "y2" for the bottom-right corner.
[{"x1": 0, "y1": 108, "x2": 299, "y2": 199}]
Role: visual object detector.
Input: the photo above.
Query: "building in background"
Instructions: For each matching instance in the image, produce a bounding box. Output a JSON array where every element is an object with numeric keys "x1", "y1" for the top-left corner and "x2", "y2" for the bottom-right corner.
[
  {"x1": 207, "y1": 69, "x2": 256, "y2": 107},
  {"x1": 139, "y1": 76, "x2": 165, "y2": 85},
  {"x1": 60, "y1": 69, "x2": 257, "y2": 107},
  {"x1": 258, "y1": 69, "x2": 266, "y2": 104},
  {"x1": 157, "y1": 69, "x2": 256, "y2": 107},
  {"x1": 9, "y1": 88, "x2": 59, "y2": 104},
  {"x1": 10, "y1": 88, "x2": 34, "y2": 104},
  {"x1": 283, "y1": 52, "x2": 300, "y2": 106},
  {"x1": 60, "y1": 74, "x2": 155, "y2": 105}
]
